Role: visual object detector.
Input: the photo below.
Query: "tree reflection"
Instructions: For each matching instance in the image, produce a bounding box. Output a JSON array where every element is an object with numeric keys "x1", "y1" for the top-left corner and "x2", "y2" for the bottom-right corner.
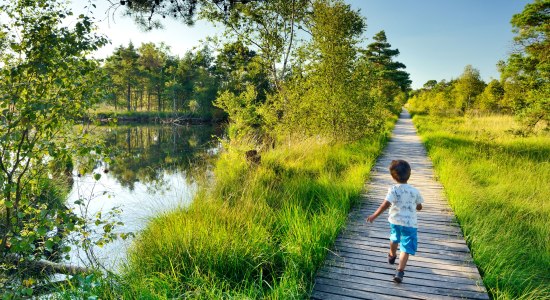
[{"x1": 92, "y1": 125, "x2": 223, "y2": 190}]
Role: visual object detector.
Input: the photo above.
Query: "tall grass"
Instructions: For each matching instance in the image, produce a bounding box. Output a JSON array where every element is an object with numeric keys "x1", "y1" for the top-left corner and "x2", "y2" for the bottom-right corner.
[
  {"x1": 413, "y1": 114, "x2": 550, "y2": 299},
  {"x1": 82, "y1": 120, "x2": 395, "y2": 299}
]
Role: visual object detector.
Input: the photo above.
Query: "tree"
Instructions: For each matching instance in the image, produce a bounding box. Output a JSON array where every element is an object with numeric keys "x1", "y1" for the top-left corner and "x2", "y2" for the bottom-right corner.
[
  {"x1": 214, "y1": 41, "x2": 269, "y2": 97},
  {"x1": 202, "y1": 0, "x2": 310, "y2": 91},
  {"x1": 138, "y1": 42, "x2": 169, "y2": 111},
  {"x1": 0, "y1": 0, "x2": 108, "y2": 276},
  {"x1": 478, "y1": 79, "x2": 505, "y2": 112},
  {"x1": 500, "y1": 0, "x2": 549, "y2": 129},
  {"x1": 364, "y1": 30, "x2": 412, "y2": 92},
  {"x1": 362, "y1": 30, "x2": 411, "y2": 114},
  {"x1": 423, "y1": 80, "x2": 438, "y2": 90},
  {"x1": 453, "y1": 65, "x2": 486, "y2": 112},
  {"x1": 104, "y1": 43, "x2": 141, "y2": 111},
  {"x1": 275, "y1": 0, "x2": 383, "y2": 141}
]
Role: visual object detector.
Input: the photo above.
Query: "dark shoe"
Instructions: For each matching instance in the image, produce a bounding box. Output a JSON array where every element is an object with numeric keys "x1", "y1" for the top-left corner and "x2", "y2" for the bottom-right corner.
[
  {"x1": 393, "y1": 270, "x2": 405, "y2": 283},
  {"x1": 388, "y1": 254, "x2": 397, "y2": 265}
]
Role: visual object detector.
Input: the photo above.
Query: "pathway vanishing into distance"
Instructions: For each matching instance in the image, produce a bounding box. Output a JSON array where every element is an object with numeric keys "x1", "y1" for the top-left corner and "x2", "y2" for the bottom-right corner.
[{"x1": 311, "y1": 110, "x2": 489, "y2": 300}]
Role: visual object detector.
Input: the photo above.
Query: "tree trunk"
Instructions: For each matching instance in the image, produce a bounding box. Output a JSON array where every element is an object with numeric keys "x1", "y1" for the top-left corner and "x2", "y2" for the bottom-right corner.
[{"x1": 126, "y1": 83, "x2": 131, "y2": 111}]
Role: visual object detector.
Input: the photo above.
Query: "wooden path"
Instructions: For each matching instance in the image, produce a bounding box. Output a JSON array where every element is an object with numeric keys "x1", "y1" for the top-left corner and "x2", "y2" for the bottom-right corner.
[{"x1": 311, "y1": 110, "x2": 489, "y2": 300}]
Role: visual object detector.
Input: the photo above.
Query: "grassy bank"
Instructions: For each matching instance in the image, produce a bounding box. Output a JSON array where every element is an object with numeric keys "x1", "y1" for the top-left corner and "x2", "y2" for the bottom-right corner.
[
  {"x1": 89, "y1": 105, "x2": 226, "y2": 123},
  {"x1": 412, "y1": 114, "x2": 550, "y2": 299},
  {"x1": 76, "y1": 119, "x2": 395, "y2": 299}
]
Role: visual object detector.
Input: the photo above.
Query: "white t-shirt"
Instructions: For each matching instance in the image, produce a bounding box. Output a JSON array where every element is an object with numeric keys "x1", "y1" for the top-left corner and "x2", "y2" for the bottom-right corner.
[{"x1": 386, "y1": 184, "x2": 424, "y2": 228}]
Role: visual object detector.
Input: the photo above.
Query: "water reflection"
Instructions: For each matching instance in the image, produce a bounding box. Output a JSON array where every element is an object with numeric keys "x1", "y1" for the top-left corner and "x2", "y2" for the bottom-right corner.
[{"x1": 67, "y1": 124, "x2": 223, "y2": 269}]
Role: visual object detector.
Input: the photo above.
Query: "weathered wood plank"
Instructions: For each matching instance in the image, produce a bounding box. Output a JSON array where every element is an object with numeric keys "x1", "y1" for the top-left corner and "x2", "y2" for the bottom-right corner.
[
  {"x1": 311, "y1": 110, "x2": 488, "y2": 299},
  {"x1": 324, "y1": 253, "x2": 481, "y2": 279},
  {"x1": 314, "y1": 282, "x2": 412, "y2": 300},
  {"x1": 317, "y1": 271, "x2": 488, "y2": 299},
  {"x1": 333, "y1": 241, "x2": 474, "y2": 263},
  {"x1": 311, "y1": 290, "x2": 362, "y2": 300},
  {"x1": 320, "y1": 262, "x2": 483, "y2": 288},
  {"x1": 338, "y1": 234, "x2": 472, "y2": 253}
]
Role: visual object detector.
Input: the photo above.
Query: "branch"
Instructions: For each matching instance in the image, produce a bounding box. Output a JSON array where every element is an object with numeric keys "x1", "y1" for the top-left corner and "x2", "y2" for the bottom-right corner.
[
  {"x1": 282, "y1": 0, "x2": 296, "y2": 77},
  {"x1": 3, "y1": 254, "x2": 91, "y2": 275}
]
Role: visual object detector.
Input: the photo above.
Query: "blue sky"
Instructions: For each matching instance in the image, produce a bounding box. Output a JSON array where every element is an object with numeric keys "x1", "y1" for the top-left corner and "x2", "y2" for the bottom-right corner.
[{"x1": 78, "y1": 0, "x2": 532, "y2": 89}]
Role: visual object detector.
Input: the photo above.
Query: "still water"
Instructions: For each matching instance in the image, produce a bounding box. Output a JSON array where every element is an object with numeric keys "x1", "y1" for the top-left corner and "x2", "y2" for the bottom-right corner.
[{"x1": 66, "y1": 124, "x2": 223, "y2": 270}]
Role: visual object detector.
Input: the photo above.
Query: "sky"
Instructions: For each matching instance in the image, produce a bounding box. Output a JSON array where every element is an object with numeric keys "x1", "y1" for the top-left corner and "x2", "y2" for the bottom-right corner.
[{"x1": 73, "y1": 0, "x2": 532, "y2": 89}]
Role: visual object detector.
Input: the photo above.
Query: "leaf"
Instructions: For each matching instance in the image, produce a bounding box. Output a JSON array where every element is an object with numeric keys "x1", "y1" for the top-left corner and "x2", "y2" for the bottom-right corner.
[
  {"x1": 93, "y1": 173, "x2": 101, "y2": 181},
  {"x1": 37, "y1": 227, "x2": 47, "y2": 236},
  {"x1": 45, "y1": 239, "x2": 54, "y2": 251}
]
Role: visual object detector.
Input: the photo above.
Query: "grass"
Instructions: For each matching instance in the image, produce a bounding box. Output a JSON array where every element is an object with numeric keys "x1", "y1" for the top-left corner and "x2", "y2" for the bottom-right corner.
[
  {"x1": 64, "y1": 119, "x2": 396, "y2": 299},
  {"x1": 89, "y1": 105, "x2": 225, "y2": 122},
  {"x1": 412, "y1": 114, "x2": 550, "y2": 299}
]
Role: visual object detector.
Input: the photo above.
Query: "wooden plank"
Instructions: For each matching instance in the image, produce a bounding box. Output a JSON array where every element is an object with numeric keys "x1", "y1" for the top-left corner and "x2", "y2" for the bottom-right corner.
[
  {"x1": 318, "y1": 270, "x2": 489, "y2": 299},
  {"x1": 311, "y1": 290, "x2": 362, "y2": 300},
  {"x1": 314, "y1": 281, "x2": 412, "y2": 300},
  {"x1": 333, "y1": 240, "x2": 473, "y2": 263},
  {"x1": 342, "y1": 227, "x2": 470, "y2": 246},
  {"x1": 328, "y1": 252, "x2": 479, "y2": 276},
  {"x1": 335, "y1": 237, "x2": 473, "y2": 260},
  {"x1": 337, "y1": 234, "x2": 472, "y2": 253},
  {"x1": 320, "y1": 260, "x2": 484, "y2": 288},
  {"x1": 346, "y1": 219, "x2": 464, "y2": 235}
]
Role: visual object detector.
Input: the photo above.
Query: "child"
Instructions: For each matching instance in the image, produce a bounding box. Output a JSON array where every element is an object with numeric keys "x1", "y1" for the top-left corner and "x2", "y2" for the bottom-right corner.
[{"x1": 366, "y1": 159, "x2": 423, "y2": 283}]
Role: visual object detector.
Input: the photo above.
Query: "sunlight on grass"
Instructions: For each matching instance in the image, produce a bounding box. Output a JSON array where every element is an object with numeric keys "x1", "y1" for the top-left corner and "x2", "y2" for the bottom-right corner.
[
  {"x1": 89, "y1": 119, "x2": 396, "y2": 299},
  {"x1": 413, "y1": 114, "x2": 550, "y2": 299}
]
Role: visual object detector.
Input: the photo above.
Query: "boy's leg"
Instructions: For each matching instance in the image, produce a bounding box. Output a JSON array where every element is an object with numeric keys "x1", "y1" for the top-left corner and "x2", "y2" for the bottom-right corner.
[
  {"x1": 397, "y1": 251, "x2": 409, "y2": 271},
  {"x1": 388, "y1": 224, "x2": 400, "y2": 264},
  {"x1": 389, "y1": 241, "x2": 398, "y2": 257},
  {"x1": 394, "y1": 226, "x2": 417, "y2": 283}
]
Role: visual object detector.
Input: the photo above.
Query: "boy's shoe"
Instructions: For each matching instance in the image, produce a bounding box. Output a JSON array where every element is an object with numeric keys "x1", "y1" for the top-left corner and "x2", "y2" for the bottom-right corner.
[
  {"x1": 388, "y1": 254, "x2": 397, "y2": 265},
  {"x1": 393, "y1": 270, "x2": 405, "y2": 283}
]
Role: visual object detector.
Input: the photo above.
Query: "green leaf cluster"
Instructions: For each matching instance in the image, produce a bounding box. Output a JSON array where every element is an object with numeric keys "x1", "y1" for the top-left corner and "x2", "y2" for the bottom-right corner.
[{"x1": 0, "y1": 0, "x2": 118, "y2": 289}]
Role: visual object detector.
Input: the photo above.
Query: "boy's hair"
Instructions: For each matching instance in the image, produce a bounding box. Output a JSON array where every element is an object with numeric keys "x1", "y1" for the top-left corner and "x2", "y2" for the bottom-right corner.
[{"x1": 389, "y1": 160, "x2": 411, "y2": 183}]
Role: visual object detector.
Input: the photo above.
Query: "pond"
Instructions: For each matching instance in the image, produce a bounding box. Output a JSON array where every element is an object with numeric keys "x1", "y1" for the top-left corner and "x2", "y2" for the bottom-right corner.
[{"x1": 66, "y1": 124, "x2": 224, "y2": 270}]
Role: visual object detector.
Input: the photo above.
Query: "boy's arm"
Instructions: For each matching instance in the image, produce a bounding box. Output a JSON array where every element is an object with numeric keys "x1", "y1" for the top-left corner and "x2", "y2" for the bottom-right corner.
[
  {"x1": 366, "y1": 200, "x2": 391, "y2": 223},
  {"x1": 416, "y1": 191, "x2": 424, "y2": 211}
]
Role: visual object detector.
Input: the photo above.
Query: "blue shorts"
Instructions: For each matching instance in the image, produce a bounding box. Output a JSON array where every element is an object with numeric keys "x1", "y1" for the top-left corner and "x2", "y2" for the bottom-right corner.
[{"x1": 389, "y1": 223, "x2": 418, "y2": 255}]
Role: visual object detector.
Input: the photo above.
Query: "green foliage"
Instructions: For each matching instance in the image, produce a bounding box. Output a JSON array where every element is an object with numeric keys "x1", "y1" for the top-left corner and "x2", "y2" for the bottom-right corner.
[
  {"x1": 414, "y1": 115, "x2": 550, "y2": 299},
  {"x1": 202, "y1": 0, "x2": 310, "y2": 89},
  {"x1": 453, "y1": 65, "x2": 486, "y2": 112},
  {"x1": 104, "y1": 42, "x2": 141, "y2": 111},
  {"x1": 0, "y1": 0, "x2": 106, "y2": 260},
  {"x1": 499, "y1": 0, "x2": 549, "y2": 129},
  {"x1": 477, "y1": 79, "x2": 505, "y2": 112},
  {"x1": 407, "y1": 79, "x2": 456, "y2": 115},
  {"x1": 273, "y1": 0, "x2": 387, "y2": 141},
  {"x1": 214, "y1": 85, "x2": 264, "y2": 139},
  {"x1": 0, "y1": 1, "x2": 132, "y2": 295},
  {"x1": 101, "y1": 42, "x2": 222, "y2": 116},
  {"x1": 364, "y1": 30, "x2": 412, "y2": 94}
]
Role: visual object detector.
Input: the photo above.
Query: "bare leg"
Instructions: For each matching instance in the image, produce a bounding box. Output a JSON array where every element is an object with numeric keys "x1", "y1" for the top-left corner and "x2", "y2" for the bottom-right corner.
[
  {"x1": 389, "y1": 242, "x2": 398, "y2": 257},
  {"x1": 397, "y1": 251, "x2": 409, "y2": 271}
]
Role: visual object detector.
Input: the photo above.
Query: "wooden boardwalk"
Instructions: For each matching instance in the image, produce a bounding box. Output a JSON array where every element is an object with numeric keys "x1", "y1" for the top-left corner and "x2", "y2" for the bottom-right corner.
[{"x1": 311, "y1": 110, "x2": 489, "y2": 300}]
